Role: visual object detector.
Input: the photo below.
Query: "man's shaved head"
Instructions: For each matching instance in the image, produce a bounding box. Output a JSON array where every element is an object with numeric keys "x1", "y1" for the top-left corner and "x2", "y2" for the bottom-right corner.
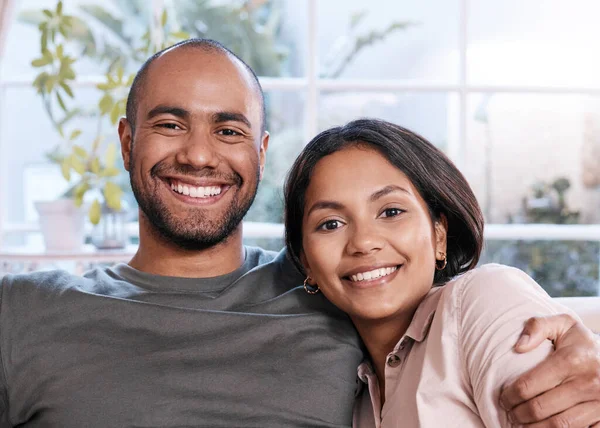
[{"x1": 125, "y1": 38, "x2": 266, "y2": 134}]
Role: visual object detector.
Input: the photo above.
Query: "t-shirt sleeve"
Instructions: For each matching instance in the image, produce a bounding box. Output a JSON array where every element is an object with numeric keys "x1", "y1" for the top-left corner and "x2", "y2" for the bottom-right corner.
[{"x1": 456, "y1": 264, "x2": 578, "y2": 428}]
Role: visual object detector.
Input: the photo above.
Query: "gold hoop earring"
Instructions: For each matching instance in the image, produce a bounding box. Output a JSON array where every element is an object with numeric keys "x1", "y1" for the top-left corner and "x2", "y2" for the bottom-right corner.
[
  {"x1": 304, "y1": 277, "x2": 320, "y2": 295},
  {"x1": 435, "y1": 253, "x2": 447, "y2": 271}
]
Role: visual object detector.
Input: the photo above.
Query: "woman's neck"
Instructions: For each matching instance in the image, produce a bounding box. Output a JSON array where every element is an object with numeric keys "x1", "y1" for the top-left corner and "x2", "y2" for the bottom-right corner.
[{"x1": 351, "y1": 309, "x2": 417, "y2": 406}]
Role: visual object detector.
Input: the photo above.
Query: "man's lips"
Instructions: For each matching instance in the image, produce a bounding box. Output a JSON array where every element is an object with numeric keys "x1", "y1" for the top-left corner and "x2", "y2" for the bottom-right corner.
[{"x1": 160, "y1": 177, "x2": 232, "y2": 204}]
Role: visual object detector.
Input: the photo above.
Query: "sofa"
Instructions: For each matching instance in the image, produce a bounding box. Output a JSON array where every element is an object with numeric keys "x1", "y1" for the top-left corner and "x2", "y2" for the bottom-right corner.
[{"x1": 556, "y1": 297, "x2": 600, "y2": 333}]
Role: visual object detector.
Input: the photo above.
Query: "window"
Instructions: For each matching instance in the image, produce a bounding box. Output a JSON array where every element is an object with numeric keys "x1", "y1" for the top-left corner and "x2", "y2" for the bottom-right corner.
[{"x1": 1, "y1": 0, "x2": 599, "y2": 296}]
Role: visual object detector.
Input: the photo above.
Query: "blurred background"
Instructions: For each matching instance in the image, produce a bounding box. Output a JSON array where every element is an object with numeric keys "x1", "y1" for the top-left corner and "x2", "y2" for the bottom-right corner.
[{"x1": 1, "y1": 0, "x2": 600, "y2": 297}]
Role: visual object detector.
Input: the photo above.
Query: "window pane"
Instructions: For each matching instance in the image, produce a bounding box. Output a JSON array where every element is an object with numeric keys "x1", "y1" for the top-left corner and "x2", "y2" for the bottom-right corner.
[
  {"x1": 318, "y1": 92, "x2": 458, "y2": 151},
  {"x1": 3, "y1": 0, "x2": 147, "y2": 78},
  {"x1": 245, "y1": 91, "x2": 306, "y2": 224},
  {"x1": 468, "y1": 0, "x2": 600, "y2": 87},
  {"x1": 317, "y1": 0, "x2": 459, "y2": 81},
  {"x1": 169, "y1": 0, "x2": 307, "y2": 77},
  {"x1": 481, "y1": 240, "x2": 600, "y2": 297},
  {"x1": 465, "y1": 93, "x2": 600, "y2": 224},
  {"x1": 0, "y1": 85, "x2": 117, "y2": 225}
]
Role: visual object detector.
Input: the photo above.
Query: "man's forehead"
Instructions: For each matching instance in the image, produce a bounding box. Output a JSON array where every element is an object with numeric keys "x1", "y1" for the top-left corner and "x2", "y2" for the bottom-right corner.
[
  {"x1": 148, "y1": 48, "x2": 250, "y2": 86},
  {"x1": 139, "y1": 49, "x2": 260, "y2": 117}
]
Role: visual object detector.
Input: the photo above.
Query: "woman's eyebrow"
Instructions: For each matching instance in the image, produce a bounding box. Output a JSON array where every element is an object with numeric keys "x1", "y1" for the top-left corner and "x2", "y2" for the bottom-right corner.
[
  {"x1": 306, "y1": 200, "x2": 344, "y2": 217},
  {"x1": 369, "y1": 185, "x2": 411, "y2": 202}
]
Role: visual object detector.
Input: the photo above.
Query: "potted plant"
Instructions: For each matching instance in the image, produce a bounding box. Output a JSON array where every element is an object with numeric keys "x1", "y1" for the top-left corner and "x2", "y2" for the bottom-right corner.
[{"x1": 28, "y1": 1, "x2": 188, "y2": 250}]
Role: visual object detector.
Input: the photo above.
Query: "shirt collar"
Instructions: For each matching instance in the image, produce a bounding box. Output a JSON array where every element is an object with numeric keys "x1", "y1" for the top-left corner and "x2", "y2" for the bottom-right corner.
[
  {"x1": 356, "y1": 286, "x2": 444, "y2": 382},
  {"x1": 402, "y1": 286, "x2": 444, "y2": 344}
]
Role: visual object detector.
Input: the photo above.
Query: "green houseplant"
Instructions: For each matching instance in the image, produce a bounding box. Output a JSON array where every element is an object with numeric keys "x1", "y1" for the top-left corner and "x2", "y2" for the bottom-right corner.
[{"x1": 27, "y1": 1, "x2": 188, "y2": 249}]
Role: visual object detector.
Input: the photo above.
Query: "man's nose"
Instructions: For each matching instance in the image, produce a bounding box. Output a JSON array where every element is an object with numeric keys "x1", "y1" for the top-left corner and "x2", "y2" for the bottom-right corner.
[{"x1": 175, "y1": 130, "x2": 220, "y2": 169}]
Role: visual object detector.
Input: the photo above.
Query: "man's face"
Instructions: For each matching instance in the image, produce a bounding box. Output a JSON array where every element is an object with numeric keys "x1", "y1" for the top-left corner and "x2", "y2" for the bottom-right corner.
[{"x1": 119, "y1": 48, "x2": 268, "y2": 250}]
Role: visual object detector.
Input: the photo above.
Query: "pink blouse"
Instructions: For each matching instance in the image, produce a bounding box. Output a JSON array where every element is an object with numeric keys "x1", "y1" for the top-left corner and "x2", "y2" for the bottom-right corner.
[{"x1": 353, "y1": 264, "x2": 574, "y2": 428}]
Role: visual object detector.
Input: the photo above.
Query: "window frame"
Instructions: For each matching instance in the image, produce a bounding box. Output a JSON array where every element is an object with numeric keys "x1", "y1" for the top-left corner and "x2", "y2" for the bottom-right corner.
[{"x1": 1, "y1": 0, "x2": 599, "y2": 296}]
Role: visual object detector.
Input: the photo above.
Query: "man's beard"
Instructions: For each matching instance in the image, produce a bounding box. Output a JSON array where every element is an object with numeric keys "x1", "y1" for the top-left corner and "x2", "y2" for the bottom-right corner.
[{"x1": 130, "y1": 158, "x2": 259, "y2": 251}]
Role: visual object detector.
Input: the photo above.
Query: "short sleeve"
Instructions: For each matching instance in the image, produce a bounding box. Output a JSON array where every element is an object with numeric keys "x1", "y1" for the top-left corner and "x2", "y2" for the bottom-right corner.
[{"x1": 457, "y1": 264, "x2": 578, "y2": 428}]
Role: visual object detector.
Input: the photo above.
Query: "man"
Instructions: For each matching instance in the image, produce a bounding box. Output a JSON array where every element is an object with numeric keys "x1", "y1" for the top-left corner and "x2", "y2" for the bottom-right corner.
[{"x1": 0, "y1": 39, "x2": 598, "y2": 427}]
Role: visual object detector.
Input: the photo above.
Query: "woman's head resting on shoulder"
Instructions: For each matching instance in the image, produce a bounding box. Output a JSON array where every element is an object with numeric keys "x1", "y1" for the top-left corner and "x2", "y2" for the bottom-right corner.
[{"x1": 284, "y1": 118, "x2": 484, "y2": 322}]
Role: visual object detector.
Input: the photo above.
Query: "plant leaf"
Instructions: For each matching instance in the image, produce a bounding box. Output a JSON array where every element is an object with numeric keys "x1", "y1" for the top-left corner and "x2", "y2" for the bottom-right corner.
[
  {"x1": 56, "y1": 91, "x2": 67, "y2": 112},
  {"x1": 73, "y1": 182, "x2": 90, "y2": 207},
  {"x1": 98, "y1": 93, "x2": 114, "y2": 114},
  {"x1": 109, "y1": 101, "x2": 121, "y2": 124},
  {"x1": 170, "y1": 31, "x2": 189, "y2": 40},
  {"x1": 31, "y1": 56, "x2": 52, "y2": 67},
  {"x1": 100, "y1": 166, "x2": 120, "y2": 177},
  {"x1": 69, "y1": 129, "x2": 82, "y2": 141},
  {"x1": 105, "y1": 143, "x2": 117, "y2": 168},
  {"x1": 73, "y1": 144, "x2": 87, "y2": 157},
  {"x1": 161, "y1": 9, "x2": 168, "y2": 27},
  {"x1": 69, "y1": 154, "x2": 86, "y2": 175},
  {"x1": 104, "y1": 181, "x2": 123, "y2": 211},
  {"x1": 43, "y1": 9, "x2": 53, "y2": 18},
  {"x1": 41, "y1": 30, "x2": 48, "y2": 52},
  {"x1": 60, "y1": 160, "x2": 71, "y2": 181},
  {"x1": 60, "y1": 81, "x2": 74, "y2": 97},
  {"x1": 89, "y1": 199, "x2": 102, "y2": 225},
  {"x1": 90, "y1": 157, "x2": 101, "y2": 174}
]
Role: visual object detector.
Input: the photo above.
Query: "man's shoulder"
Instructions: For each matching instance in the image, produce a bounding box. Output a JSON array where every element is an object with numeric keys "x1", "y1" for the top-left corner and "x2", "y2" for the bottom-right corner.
[
  {"x1": 243, "y1": 246, "x2": 304, "y2": 287},
  {"x1": 0, "y1": 266, "x2": 130, "y2": 301},
  {"x1": 1, "y1": 269, "x2": 81, "y2": 293}
]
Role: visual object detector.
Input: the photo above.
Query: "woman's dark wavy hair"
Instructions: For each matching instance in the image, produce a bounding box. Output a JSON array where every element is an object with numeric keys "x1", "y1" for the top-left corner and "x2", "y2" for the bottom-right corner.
[{"x1": 284, "y1": 118, "x2": 484, "y2": 285}]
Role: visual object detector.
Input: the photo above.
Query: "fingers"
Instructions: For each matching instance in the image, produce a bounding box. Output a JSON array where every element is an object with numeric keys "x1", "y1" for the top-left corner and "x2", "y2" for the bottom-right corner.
[
  {"x1": 507, "y1": 379, "x2": 586, "y2": 423},
  {"x1": 500, "y1": 347, "x2": 571, "y2": 410},
  {"x1": 514, "y1": 314, "x2": 578, "y2": 353},
  {"x1": 522, "y1": 400, "x2": 600, "y2": 428}
]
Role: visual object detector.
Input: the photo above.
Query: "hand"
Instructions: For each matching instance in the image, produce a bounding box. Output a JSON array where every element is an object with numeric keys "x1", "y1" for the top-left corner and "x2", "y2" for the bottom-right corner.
[{"x1": 499, "y1": 314, "x2": 600, "y2": 427}]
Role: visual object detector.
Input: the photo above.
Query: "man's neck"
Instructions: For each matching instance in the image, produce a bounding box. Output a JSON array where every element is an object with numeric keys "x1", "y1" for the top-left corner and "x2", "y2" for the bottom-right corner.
[{"x1": 129, "y1": 215, "x2": 246, "y2": 278}]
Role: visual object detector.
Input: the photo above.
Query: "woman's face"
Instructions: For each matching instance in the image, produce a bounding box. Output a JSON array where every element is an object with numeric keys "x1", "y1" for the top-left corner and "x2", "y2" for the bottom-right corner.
[{"x1": 301, "y1": 146, "x2": 447, "y2": 323}]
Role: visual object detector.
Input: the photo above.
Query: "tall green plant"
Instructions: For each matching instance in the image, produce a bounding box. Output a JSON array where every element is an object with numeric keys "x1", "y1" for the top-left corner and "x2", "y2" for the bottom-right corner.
[{"x1": 29, "y1": 1, "x2": 189, "y2": 224}]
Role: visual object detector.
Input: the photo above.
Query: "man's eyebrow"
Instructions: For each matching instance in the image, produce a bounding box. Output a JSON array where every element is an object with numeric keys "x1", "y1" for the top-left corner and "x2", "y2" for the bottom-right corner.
[
  {"x1": 212, "y1": 112, "x2": 252, "y2": 128},
  {"x1": 369, "y1": 185, "x2": 411, "y2": 202},
  {"x1": 306, "y1": 200, "x2": 345, "y2": 217},
  {"x1": 147, "y1": 105, "x2": 190, "y2": 120}
]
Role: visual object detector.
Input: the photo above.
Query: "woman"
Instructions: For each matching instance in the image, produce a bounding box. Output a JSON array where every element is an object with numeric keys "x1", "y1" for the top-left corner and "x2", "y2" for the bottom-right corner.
[{"x1": 283, "y1": 118, "x2": 575, "y2": 427}]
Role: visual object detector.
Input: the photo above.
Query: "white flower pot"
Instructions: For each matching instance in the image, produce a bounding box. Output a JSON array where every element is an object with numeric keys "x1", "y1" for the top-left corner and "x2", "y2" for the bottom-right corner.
[{"x1": 34, "y1": 199, "x2": 86, "y2": 251}]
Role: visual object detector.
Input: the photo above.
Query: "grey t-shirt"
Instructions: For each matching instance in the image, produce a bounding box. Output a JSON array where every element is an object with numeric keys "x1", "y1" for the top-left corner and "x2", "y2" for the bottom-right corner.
[{"x1": 0, "y1": 247, "x2": 363, "y2": 427}]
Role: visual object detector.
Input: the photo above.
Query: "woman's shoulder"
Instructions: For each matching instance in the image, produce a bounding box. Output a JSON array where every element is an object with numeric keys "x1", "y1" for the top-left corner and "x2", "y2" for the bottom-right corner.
[
  {"x1": 439, "y1": 263, "x2": 557, "y2": 323},
  {"x1": 445, "y1": 263, "x2": 547, "y2": 299}
]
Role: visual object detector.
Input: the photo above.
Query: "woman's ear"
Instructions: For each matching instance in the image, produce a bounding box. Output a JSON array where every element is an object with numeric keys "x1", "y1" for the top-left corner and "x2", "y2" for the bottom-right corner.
[
  {"x1": 435, "y1": 213, "x2": 448, "y2": 256},
  {"x1": 299, "y1": 252, "x2": 315, "y2": 283}
]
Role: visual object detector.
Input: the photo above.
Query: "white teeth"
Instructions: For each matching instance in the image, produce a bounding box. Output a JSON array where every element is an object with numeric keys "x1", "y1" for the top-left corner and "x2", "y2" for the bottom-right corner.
[
  {"x1": 171, "y1": 181, "x2": 223, "y2": 199},
  {"x1": 349, "y1": 266, "x2": 398, "y2": 282}
]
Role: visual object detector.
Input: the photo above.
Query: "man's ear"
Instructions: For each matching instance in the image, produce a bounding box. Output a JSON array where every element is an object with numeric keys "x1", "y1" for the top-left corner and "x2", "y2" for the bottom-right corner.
[
  {"x1": 435, "y1": 213, "x2": 448, "y2": 256},
  {"x1": 118, "y1": 118, "x2": 133, "y2": 171},
  {"x1": 258, "y1": 131, "x2": 269, "y2": 181}
]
